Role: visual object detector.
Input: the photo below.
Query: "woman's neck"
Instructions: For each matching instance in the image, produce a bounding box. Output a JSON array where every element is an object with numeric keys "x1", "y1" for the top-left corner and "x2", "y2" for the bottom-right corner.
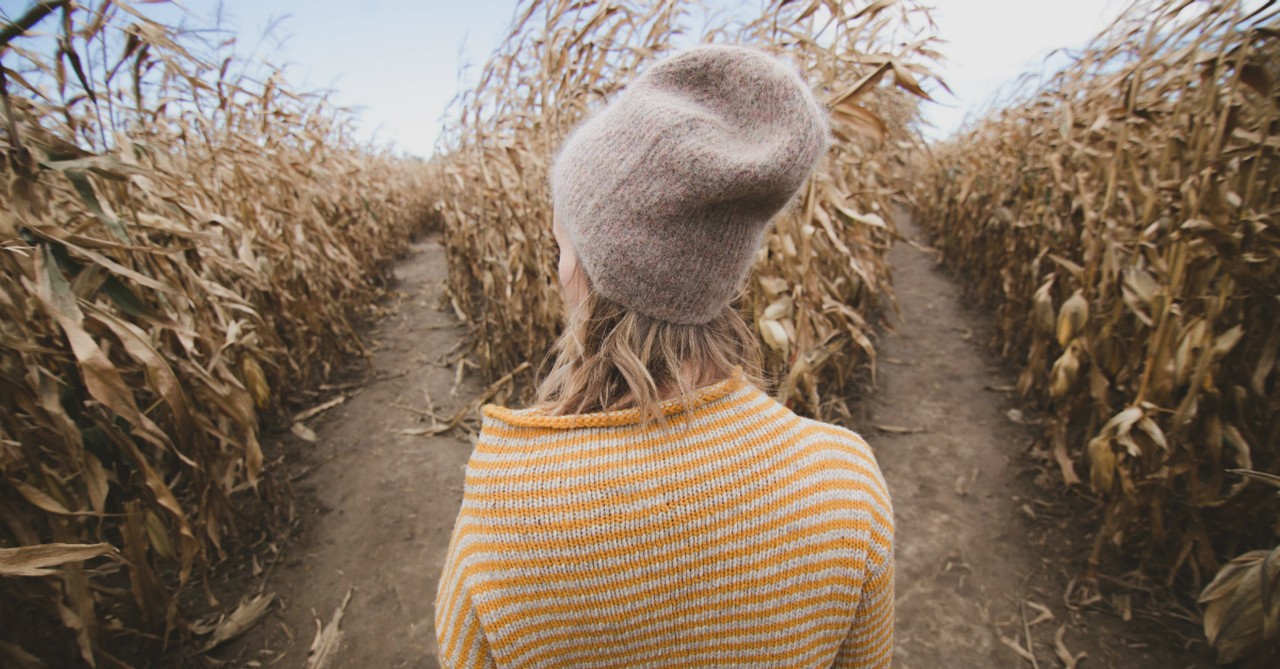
[
  {"x1": 606, "y1": 363, "x2": 726, "y2": 410},
  {"x1": 658, "y1": 362, "x2": 725, "y2": 400}
]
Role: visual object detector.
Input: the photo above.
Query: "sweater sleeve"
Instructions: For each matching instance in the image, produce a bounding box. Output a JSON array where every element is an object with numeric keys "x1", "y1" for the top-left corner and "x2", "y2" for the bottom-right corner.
[
  {"x1": 833, "y1": 429, "x2": 895, "y2": 668},
  {"x1": 831, "y1": 556, "x2": 895, "y2": 668},
  {"x1": 434, "y1": 585, "x2": 497, "y2": 669},
  {"x1": 434, "y1": 525, "x2": 497, "y2": 669}
]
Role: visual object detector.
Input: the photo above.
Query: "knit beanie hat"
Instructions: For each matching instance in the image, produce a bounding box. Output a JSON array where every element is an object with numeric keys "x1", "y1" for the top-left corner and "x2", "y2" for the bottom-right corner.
[{"x1": 551, "y1": 44, "x2": 830, "y2": 325}]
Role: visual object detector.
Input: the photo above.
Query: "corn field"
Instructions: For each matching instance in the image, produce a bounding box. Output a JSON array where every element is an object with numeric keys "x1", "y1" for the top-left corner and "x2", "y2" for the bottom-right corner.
[
  {"x1": 0, "y1": 1, "x2": 434, "y2": 665},
  {"x1": 7, "y1": 0, "x2": 1280, "y2": 665},
  {"x1": 430, "y1": 0, "x2": 942, "y2": 418},
  {"x1": 912, "y1": 0, "x2": 1279, "y2": 662}
]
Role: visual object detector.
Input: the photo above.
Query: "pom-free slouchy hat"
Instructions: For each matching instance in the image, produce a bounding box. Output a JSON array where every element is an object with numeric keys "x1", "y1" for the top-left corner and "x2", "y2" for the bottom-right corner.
[{"x1": 551, "y1": 44, "x2": 830, "y2": 325}]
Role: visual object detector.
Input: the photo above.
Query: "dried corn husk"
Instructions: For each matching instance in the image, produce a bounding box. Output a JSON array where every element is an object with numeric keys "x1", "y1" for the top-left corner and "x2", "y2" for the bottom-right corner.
[{"x1": 1199, "y1": 547, "x2": 1280, "y2": 665}]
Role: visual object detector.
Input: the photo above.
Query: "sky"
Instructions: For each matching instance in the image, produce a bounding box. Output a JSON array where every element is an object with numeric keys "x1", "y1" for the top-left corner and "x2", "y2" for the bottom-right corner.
[
  {"x1": 0, "y1": 0, "x2": 1129, "y2": 156},
  {"x1": 923, "y1": 0, "x2": 1127, "y2": 138}
]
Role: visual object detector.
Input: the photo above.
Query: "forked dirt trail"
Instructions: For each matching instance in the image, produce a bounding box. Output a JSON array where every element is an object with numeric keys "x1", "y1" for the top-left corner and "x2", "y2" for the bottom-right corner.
[{"x1": 222, "y1": 224, "x2": 1213, "y2": 668}]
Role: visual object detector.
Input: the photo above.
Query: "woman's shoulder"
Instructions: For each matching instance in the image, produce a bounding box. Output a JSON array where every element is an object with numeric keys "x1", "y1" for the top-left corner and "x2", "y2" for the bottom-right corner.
[
  {"x1": 791, "y1": 414, "x2": 877, "y2": 458},
  {"x1": 479, "y1": 403, "x2": 556, "y2": 428}
]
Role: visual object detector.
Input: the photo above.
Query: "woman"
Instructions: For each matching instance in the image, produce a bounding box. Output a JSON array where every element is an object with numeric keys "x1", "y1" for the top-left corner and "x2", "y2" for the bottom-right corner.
[{"x1": 435, "y1": 44, "x2": 894, "y2": 668}]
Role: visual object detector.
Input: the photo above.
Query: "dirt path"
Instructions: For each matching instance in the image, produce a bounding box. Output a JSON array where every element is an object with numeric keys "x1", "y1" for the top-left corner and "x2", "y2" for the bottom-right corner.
[
  {"x1": 218, "y1": 223, "x2": 1214, "y2": 668},
  {"x1": 220, "y1": 237, "x2": 479, "y2": 668}
]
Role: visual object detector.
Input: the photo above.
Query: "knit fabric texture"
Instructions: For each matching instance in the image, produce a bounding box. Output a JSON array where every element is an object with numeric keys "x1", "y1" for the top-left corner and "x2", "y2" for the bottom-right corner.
[
  {"x1": 550, "y1": 45, "x2": 830, "y2": 324},
  {"x1": 434, "y1": 371, "x2": 894, "y2": 668}
]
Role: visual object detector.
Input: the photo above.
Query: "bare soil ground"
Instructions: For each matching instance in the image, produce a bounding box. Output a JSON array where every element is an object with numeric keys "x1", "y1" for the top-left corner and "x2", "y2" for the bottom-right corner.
[{"x1": 208, "y1": 224, "x2": 1215, "y2": 668}]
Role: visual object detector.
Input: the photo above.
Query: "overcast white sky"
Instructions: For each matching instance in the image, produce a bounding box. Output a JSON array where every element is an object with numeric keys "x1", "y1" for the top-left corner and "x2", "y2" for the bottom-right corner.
[
  {"x1": 923, "y1": 0, "x2": 1128, "y2": 138},
  {"x1": 0, "y1": 0, "x2": 1129, "y2": 156}
]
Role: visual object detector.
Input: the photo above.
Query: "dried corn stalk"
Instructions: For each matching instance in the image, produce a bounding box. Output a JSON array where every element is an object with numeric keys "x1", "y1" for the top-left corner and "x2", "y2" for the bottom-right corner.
[
  {"x1": 1, "y1": 1, "x2": 434, "y2": 663},
  {"x1": 433, "y1": 0, "x2": 942, "y2": 417},
  {"x1": 913, "y1": 0, "x2": 1280, "y2": 596}
]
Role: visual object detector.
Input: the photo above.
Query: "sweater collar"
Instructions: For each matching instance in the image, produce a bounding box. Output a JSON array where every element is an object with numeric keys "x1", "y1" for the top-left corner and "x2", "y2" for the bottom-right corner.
[{"x1": 482, "y1": 368, "x2": 749, "y2": 429}]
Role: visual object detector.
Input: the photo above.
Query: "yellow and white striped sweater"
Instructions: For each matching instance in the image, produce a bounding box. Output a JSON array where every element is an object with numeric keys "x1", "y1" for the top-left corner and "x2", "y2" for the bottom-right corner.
[{"x1": 434, "y1": 371, "x2": 894, "y2": 668}]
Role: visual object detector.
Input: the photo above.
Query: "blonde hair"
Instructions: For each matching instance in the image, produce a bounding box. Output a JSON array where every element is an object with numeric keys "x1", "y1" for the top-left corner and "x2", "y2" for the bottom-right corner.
[{"x1": 535, "y1": 281, "x2": 763, "y2": 424}]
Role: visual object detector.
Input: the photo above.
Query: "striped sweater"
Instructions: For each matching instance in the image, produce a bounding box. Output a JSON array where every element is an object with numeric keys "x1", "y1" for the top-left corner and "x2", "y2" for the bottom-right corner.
[{"x1": 434, "y1": 371, "x2": 894, "y2": 668}]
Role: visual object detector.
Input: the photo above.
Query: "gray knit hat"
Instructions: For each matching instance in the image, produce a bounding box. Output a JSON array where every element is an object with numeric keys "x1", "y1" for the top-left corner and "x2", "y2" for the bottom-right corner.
[{"x1": 551, "y1": 44, "x2": 830, "y2": 325}]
